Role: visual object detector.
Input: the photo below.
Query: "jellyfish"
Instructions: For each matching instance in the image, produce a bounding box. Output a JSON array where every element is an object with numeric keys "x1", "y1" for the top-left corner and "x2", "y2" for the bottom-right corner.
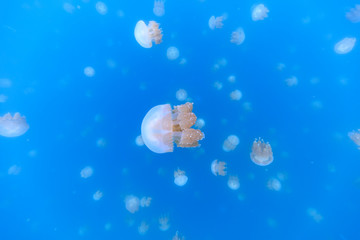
[
  {"x1": 0, "y1": 113, "x2": 29, "y2": 137},
  {"x1": 153, "y1": 0, "x2": 165, "y2": 17},
  {"x1": 138, "y1": 221, "x2": 149, "y2": 235},
  {"x1": 93, "y1": 190, "x2": 103, "y2": 201},
  {"x1": 125, "y1": 195, "x2": 140, "y2": 213},
  {"x1": 250, "y1": 138, "x2": 273, "y2": 166},
  {"x1": 167, "y1": 46, "x2": 180, "y2": 60},
  {"x1": 348, "y1": 129, "x2": 360, "y2": 149},
  {"x1": 140, "y1": 196, "x2": 152, "y2": 207},
  {"x1": 346, "y1": 5, "x2": 360, "y2": 23},
  {"x1": 334, "y1": 37, "x2": 356, "y2": 54},
  {"x1": 227, "y1": 175, "x2": 240, "y2": 190},
  {"x1": 230, "y1": 89, "x2": 242, "y2": 101},
  {"x1": 141, "y1": 102, "x2": 204, "y2": 153},
  {"x1": 173, "y1": 231, "x2": 185, "y2": 240},
  {"x1": 134, "y1": 20, "x2": 163, "y2": 48},
  {"x1": 251, "y1": 4, "x2": 269, "y2": 21},
  {"x1": 267, "y1": 177, "x2": 281, "y2": 191},
  {"x1": 208, "y1": 16, "x2": 224, "y2": 30},
  {"x1": 159, "y1": 215, "x2": 170, "y2": 231},
  {"x1": 80, "y1": 166, "x2": 93, "y2": 179},
  {"x1": 222, "y1": 135, "x2": 239, "y2": 152},
  {"x1": 230, "y1": 28, "x2": 245, "y2": 45},
  {"x1": 174, "y1": 169, "x2": 188, "y2": 186},
  {"x1": 211, "y1": 159, "x2": 227, "y2": 176}
]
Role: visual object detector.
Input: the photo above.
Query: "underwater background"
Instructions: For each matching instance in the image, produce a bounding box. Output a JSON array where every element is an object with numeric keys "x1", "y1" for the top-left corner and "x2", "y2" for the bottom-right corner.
[{"x1": 1, "y1": 0, "x2": 360, "y2": 239}]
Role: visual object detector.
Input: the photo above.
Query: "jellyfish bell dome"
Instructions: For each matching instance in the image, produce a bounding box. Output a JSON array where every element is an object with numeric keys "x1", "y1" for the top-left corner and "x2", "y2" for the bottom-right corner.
[
  {"x1": 134, "y1": 20, "x2": 163, "y2": 48},
  {"x1": 0, "y1": 112, "x2": 29, "y2": 137}
]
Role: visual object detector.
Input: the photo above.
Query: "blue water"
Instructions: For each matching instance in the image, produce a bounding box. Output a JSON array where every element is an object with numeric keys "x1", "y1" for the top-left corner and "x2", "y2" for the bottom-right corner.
[{"x1": 1, "y1": 0, "x2": 360, "y2": 239}]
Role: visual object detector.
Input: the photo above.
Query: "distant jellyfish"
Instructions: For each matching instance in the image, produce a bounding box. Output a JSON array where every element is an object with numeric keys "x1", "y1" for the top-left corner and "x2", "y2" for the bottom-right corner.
[
  {"x1": 96, "y1": 138, "x2": 107, "y2": 148},
  {"x1": 93, "y1": 190, "x2": 103, "y2": 200},
  {"x1": 134, "y1": 20, "x2": 163, "y2": 48},
  {"x1": 95, "y1": 1, "x2": 107, "y2": 15},
  {"x1": 176, "y1": 89, "x2": 188, "y2": 101},
  {"x1": 140, "y1": 196, "x2": 152, "y2": 207},
  {"x1": 307, "y1": 208, "x2": 323, "y2": 223},
  {"x1": 80, "y1": 166, "x2": 93, "y2": 179},
  {"x1": 138, "y1": 221, "x2": 149, "y2": 235},
  {"x1": 0, "y1": 94, "x2": 8, "y2": 103},
  {"x1": 8, "y1": 165, "x2": 21, "y2": 175},
  {"x1": 267, "y1": 177, "x2": 281, "y2": 191},
  {"x1": 346, "y1": 5, "x2": 360, "y2": 23},
  {"x1": 173, "y1": 231, "x2": 185, "y2": 240},
  {"x1": 211, "y1": 159, "x2": 227, "y2": 176},
  {"x1": 222, "y1": 135, "x2": 239, "y2": 152},
  {"x1": 208, "y1": 16, "x2": 224, "y2": 30},
  {"x1": 227, "y1": 175, "x2": 240, "y2": 190},
  {"x1": 348, "y1": 129, "x2": 360, "y2": 149},
  {"x1": 230, "y1": 28, "x2": 245, "y2": 45},
  {"x1": 251, "y1": 4, "x2": 269, "y2": 21},
  {"x1": 194, "y1": 118, "x2": 205, "y2": 129},
  {"x1": 153, "y1": 0, "x2": 165, "y2": 17},
  {"x1": 230, "y1": 89, "x2": 242, "y2": 101},
  {"x1": 63, "y1": 2, "x2": 75, "y2": 14},
  {"x1": 0, "y1": 78, "x2": 12, "y2": 88},
  {"x1": 250, "y1": 138, "x2": 274, "y2": 166},
  {"x1": 84, "y1": 66, "x2": 95, "y2": 77},
  {"x1": 135, "y1": 135, "x2": 144, "y2": 146},
  {"x1": 159, "y1": 215, "x2": 170, "y2": 231},
  {"x1": 0, "y1": 113, "x2": 29, "y2": 137},
  {"x1": 125, "y1": 195, "x2": 140, "y2": 213},
  {"x1": 141, "y1": 102, "x2": 205, "y2": 153},
  {"x1": 228, "y1": 75, "x2": 236, "y2": 83},
  {"x1": 174, "y1": 169, "x2": 188, "y2": 186},
  {"x1": 334, "y1": 37, "x2": 356, "y2": 54},
  {"x1": 285, "y1": 76, "x2": 298, "y2": 87},
  {"x1": 167, "y1": 46, "x2": 180, "y2": 60}
]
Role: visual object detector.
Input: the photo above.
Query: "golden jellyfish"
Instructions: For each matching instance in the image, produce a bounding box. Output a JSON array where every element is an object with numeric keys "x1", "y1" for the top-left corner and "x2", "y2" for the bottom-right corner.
[
  {"x1": 348, "y1": 129, "x2": 360, "y2": 149},
  {"x1": 134, "y1": 20, "x2": 163, "y2": 48},
  {"x1": 208, "y1": 16, "x2": 224, "y2": 30},
  {"x1": 250, "y1": 138, "x2": 274, "y2": 166},
  {"x1": 0, "y1": 113, "x2": 29, "y2": 137},
  {"x1": 141, "y1": 102, "x2": 205, "y2": 153},
  {"x1": 211, "y1": 159, "x2": 227, "y2": 176}
]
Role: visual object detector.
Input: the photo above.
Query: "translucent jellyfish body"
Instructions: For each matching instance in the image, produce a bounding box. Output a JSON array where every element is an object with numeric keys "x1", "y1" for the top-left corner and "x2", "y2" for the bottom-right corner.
[
  {"x1": 0, "y1": 113, "x2": 29, "y2": 137},
  {"x1": 208, "y1": 16, "x2": 224, "y2": 30},
  {"x1": 222, "y1": 135, "x2": 239, "y2": 152},
  {"x1": 334, "y1": 37, "x2": 356, "y2": 54},
  {"x1": 227, "y1": 175, "x2": 240, "y2": 190},
  {"x1": 159, "y1": 215, "x2": 170, "y2": 231},
  {"x1": 153, "y1": 0, "x2": 165, "y2": 17},
  {"x1": 167, "y1": 46, "x2": 180, "y2": 60},
  {"x1": 250, "y1": 138, "x2": 273, "y2": 166},
  {"x1": 141, "y1": 102, "x2": 205, "y2": 153},
  {"x1": 251, "y1": 4, "x2": 269, "y2": 21},
  {"x1": 348, "y1": 129, "x2": 360, "y2": 149},
  {"x1": 346, "y1": 5, "x2": 360, "y2": 23},
  {"x1": 125, "y1": 195, "x2": 140, "y2": 213},
  {"x1": 211, "y1": 159, "x2": 227, "y2": 176},
  {"x1": 230, "y1": 28, "x2": 245, "y2": 45},
  {"x1": 134, "y1": 20, "x2": 163, "y2": 48},
  {"x1": 174, "y1": 169, "x2": 188, "y2": 186}
]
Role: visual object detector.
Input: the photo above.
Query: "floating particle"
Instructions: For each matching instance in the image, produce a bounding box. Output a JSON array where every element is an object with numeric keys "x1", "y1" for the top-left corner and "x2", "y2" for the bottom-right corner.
[
  {"x1": 174, "y1": 169, "x2": 188, "y2": 186},
  {"x1": 80, "y1": 166, "x2": 93, "y2": 179},
  {"x1": 0, "y1": 113, "x2": 29, "y2": 137},
  {"x1": 250, "y1": 138, "x2": 274, "y2": 166},
  {"x1": 334, "y1": 37, "x2": 356, "y2": 54},
  {"x1": 134, "y1": 20, "x2": 163, "y2": 48}
]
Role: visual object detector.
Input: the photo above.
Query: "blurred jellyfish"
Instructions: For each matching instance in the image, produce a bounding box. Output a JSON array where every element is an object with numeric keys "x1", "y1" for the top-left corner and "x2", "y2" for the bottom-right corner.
[
  {"x1": 222, "y1": 135, "x2": 239, "y2": 152},
  {"x1": 167, "y1": 46, "x2": 180, "y2": 60},
  {"x1": 63, "y1": 2, "x2": 75, "y2": 14},
  {"x1": 179, "y1": 58, "x2": 187, "y2": 65},
  {"x1": 334, "y1": 37, "x2": 356, "y2": 54},
  {"x1": 0, "y1": 113, "x2": 29, "y2": 137},
  {"x1": 213, "y1": 81, "x2": 223, "y2": 90},
  {"x1": 230, "y1": 28, "x2": 245, "y2": 45},
  {"x1": 104, "y1": 222, "x2": 112, "y2": 231},
  {"x1": 250, "y1": 138, "x2": 274, "y2": 166},
  {"x1": 227, "y1": 175, "x2": 240, "y2": 190},
  {"x1": 140, "y1": 197, "x2": 152, "y2": 207},
  {"x1": 96, "y1": 138, "x2": 107, "y2": 148},
  {"x1": 95, "y1": 1, "x2": 107, "y2": 15},
  {"x1": 125, "y1": 195, "x2": 140, "y2": 213},
  {"x1": 141, "y1": 102, "x2": 205, "y2": 153},
  {"x1": 267, "y1": 177, "x2": 281, "y2": 191},
  {"x1": 138, "y1": 221, "x2": 149, "y2": 235},
  {"x1": 208, "y1": 16, "x2": 224, "y2": 30},
  {"x1": 174, "y1": 169, "x2": 188, "y2": 186},
  {"x1": 159, "y1": 215, "x2": 170, "y2": 231},
  {"x1": 93, "y1": 190, "x2": 103, "y2": 201},
  {"x1": 0, "y1": 78, "x2": 12, "y2": 88},
  {"x1": 228, "y1": 75, "x2": 236, "y2": 83},
  {"x1": 176, "y1": 89, "x2": 187, "y2": 101},
  {"x1": 307, "y1": 208, "x2": 323, "y2": 223},
  {"x1": 346, "y1": 5, "x2": 360, "y2": 23},
  {"x1": 173, "y1": 231, "x2": 185, "y2": 240},
  {"x1": 135, "y1": 135, "x2": 144, "y2": 146},
  {"x1": 134, "y1": 20, "x2": 163, "y2": 48},
  {"x1": 285, "y1": 76, "x2": 298, "y2": 87},
  {"x1": 277, "y1": 63, "x2": 286, "y2": 71},
  {"x1": 80, "y1": 166, "x2": 93, "y2": 179},
  {"x1": 211, "y1": 159, "x2": 227, "y2": 176},
  {"x1": 251, "y1": 4, "x2": 269, "y2": 21},
  {"x1": 0, "y1": 94, "x2": 8, "y2": 103},
  {"x1": 84, "y1": 66, "x2": 95, "y2": 77},
  {"x1": 195, "y1": 118, "x2": 205, "y2": 129},
  {"x1": 230, "y1": 89, "x2": 242, "y2": 101},
  {"x1": 8, "y1": 165, "x2": 21, "y2": 175},
  {"x1": 153, "y1": 0, "x2": 165, "y2": 17},
  {"x1": 348, "y1": 129, "x2": 360, "y2": 149}
]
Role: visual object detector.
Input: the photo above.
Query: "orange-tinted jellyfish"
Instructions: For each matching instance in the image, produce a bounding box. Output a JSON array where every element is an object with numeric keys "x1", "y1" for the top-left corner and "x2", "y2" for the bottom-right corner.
[{"x1": 250, "y1": 138, "x2": 274, "y2": 166}]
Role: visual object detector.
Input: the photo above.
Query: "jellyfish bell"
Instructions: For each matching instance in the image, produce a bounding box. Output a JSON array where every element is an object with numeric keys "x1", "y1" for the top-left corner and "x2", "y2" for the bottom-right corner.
[
  {"x1": 334, "y1": 37, "x2": 356, "y2": 54},
  {"x1": 208, "y1": 16, "x2": 224, "y2": 30},
  {"x1": 250, "y1": 138, "x2": 273, "y2": 166},
  {"x1": 141, "y1": 102, "x2": 204, "y2": 153},
  {"x1": 251, "y1": 4, "x2": 269, "y2": 21},
  {"x1": 211, "y1": 159, "x2": 227, "y2": 176},
  {"x1": 0, "y1": 112, "x2": 29, "y2": 137},
  {"x1": 174, "y1": 169, "x2": 188, "y2": 186},
  {"x1": 134, "y1": 20, "x2": 163, "y2": 48}
]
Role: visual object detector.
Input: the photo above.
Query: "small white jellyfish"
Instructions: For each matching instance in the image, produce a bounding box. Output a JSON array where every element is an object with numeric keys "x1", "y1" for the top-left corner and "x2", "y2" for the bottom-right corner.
[
  {"x1": 174, "y1": 169, "x2": 188, "y2": 186},
  {"x1": 222, "y1": 135, "x2": 240, "y2": 152},
  {"x1": 138, "y1": 221, "x2": 149, "y2": 235},
  {"x1": 96, "y1": 138, "x2": 107, "y2": 148},
  {"x1": 140, "y1": 196, "x2": 152, "y2": 207},
  {"x1": 348, "y1": 129, "x2": 360, "y2": 149},
  {"x1": 208, "y1": 16, "x2": 224, "y2": 30},
  {"x1": 227, "y1": 175, "x2": 240, "y2": 190},
  {"x1": 141, "y1": 102, "x2": 205, "y2": 153},
  {"x1": 307, "y1": 208, "x2": 323, "y2": 223},
  {"x1": 0, "y1": 94, "x2": 8, "y2": 103},
  {"x1": 153, "y1": 0, "x2": 165, "y2": 17},
  {"x1": 346, "y1": 5, "x2": 360, "y2": 23},
  {"x1": 213, "y1": 81, "x2": 223, "y2": 90},
  {"x1": 95, "y1": 1, "x2": 107, "y2": 15},
  {"x1": 176, "y1": 89, "x2": 188, "y2": 101},
  {"x1": 167, "y1": 46, "x2": 180, "y2": 60},
  {"x1": 267, "y1": 177, "x2": 281, "y2": 191},
  {"x1": 134, "y1": 20, "x2": 163, "y2": 48},
  {"x1": 63, "y1": 2, "x2": 75, "y2": 14},
  {"x1": 80, "y1": 166, "x2": 93, "y2": 179},
  {"x1": 0, "y1": 78, "x2": 12, "y2": 88},
  {"x1": 285, "y1": 76, "x2": 298, "y2": 87},
  {"x1": 230, "y1": 28, "x2": 245, "y2": 45},
  {"x1": 250, "y1": 138, "x2": 274, "y2": 166},
  {"x1": 194, "y1": 118, "x2": 205, "y2": 129},
  {"x1": 172, "y1": 231, "x2": 185, "y2": 240},
  {"x1": 251, "y1": 4, "x2": 269, "y2": 21},
  {"x1": 135, "y1": 135, "x2": 144, "y2": 146},
  {"x1": 0, "y1": 113, "x2": 29, "y2": 137},
  {"x1": 159, "y1": 215, "x2": 170, "y2": 231},
  {"x1": 93, "y1": 190, "x2": 103, "y2": 201},
  {"x1": 84, "y1": 66, "x2": 95, "y2": 77},
  {"x1": 228, "y1": 75, "x2": 236, "y2": 83},
  {"x1": 334, "y1": 37, "x2": 356, "y2": 54},
  {"x1": 125, "y1": 195, "x2": 140, "y2": 213},
  {"x1": 211, "y1": 159, "x2": 227, "y2": 176},
  {"x1": 230, "y1": 89, "x2": 242, "y2": 101},
  {"x1": 8, "y1": 165, "x2": 21, "y2": 175}
]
